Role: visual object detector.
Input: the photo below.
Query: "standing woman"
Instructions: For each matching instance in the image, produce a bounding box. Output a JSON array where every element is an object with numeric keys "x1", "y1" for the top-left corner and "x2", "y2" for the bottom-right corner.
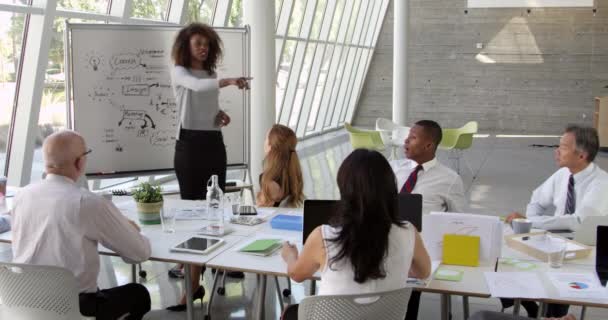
[
  {"x1": 168, "y1": 23, "x2": 250, "y2": 311},
  {"x1": 171, "y1": 23, "x2": 250, "y2": 199}
]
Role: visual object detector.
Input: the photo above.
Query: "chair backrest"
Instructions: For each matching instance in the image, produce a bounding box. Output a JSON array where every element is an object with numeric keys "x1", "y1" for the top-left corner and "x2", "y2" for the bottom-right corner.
[
  {"x1": 393, "y1": 126, "x2": 410, "y2": 143},
  {"x1": 452, "y1": 121, "x2": 478, "y2": 149},
  {"x1": 460, "y1": 121, "x2": 478, "y2": 134},
  {"x1": 375, "y1": 118, "x2": 395, "y2": 144},
  {"x1": 344, "y1": 123, "x2": 384, "y2": 150},
  {"x1": 0, "y1": 262, "x2": 82, "y2": 320},
  {"x1": 375, "y1": 119, "x2": 410, "y2": 145},
  {"x1": 298, "y1": 287, "x2": 412, "y2": 320},
  {"x1": 440, "y1": 121, "x2": 478, "y2": 150},
  {"x1": 375, "y1": 118, "x2": 399, "y2": 131},
  {"x1": 439, "y1": 128, "x2": 459, "y2": 149}
]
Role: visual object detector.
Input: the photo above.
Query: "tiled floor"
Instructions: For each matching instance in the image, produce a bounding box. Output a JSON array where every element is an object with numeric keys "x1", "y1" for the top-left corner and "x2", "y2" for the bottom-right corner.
[{"x1": 2, "y1": 130, "x2": 608, "y2": 319}]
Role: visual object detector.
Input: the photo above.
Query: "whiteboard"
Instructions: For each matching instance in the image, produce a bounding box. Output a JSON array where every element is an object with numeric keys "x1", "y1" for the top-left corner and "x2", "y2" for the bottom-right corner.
[{"x1": 66, "y1": 23, "x2": 250, "y2": 177}]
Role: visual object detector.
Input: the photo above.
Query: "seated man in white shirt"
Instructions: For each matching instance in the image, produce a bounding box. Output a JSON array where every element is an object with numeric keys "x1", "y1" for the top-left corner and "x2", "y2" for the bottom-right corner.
[
  {"x1": 391, "y1": 120, "x2": 466, "y2": 215},
  {"x1": 390, "y1": 120, "x2": 466, "y2": 320},
  {"x1": 505, "y1": 125, "x2": 608, "y2": 318},
  {"x1": 506, "y1": 125, "x2": 608, "y2": 231},
  {"x1": 10, "y1": 130, "x2": 152, "y2": 320}
]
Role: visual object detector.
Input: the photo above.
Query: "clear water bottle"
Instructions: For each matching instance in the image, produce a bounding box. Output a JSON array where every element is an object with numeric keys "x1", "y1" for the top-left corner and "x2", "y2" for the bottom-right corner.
[{"x1": 206, "y1": 175, "x2": 224, "y2": 235}]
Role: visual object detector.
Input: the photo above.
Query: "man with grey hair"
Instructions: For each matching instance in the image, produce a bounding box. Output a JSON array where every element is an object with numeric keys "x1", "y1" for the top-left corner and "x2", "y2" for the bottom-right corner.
[
  {"x1": 10, "y1": 130, "x2": 152, "y2": 319},
  {"x1": 504, "y1": 125, "x2": 608, "y2": 318},
  {"x1": 506, "y1": 125, "x2": 608, "y2": 230}
]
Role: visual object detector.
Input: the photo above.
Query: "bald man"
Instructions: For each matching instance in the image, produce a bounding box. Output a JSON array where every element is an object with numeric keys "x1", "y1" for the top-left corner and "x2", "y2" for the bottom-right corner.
[{"x1": 10, "y1": 130, "x2": 152, "y2": 320}]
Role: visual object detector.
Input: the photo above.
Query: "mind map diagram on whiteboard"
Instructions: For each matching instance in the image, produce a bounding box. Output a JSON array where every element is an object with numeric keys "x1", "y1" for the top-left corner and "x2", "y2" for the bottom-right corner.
[{"x1": 80, "y1": 48, "x2": 177, "y2": 153}]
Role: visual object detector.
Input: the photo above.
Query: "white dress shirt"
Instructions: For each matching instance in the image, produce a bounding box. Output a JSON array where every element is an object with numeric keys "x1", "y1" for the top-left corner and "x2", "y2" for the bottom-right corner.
[
  {"x1": 10, "y1": 174, "x2": 151, "y2": 293},
  {"x1": 390, "y1": 158, "x2": 466, "y2": 215},
  {"x1": 526, "y1": 163, "x2": 608, "y2": 231}
]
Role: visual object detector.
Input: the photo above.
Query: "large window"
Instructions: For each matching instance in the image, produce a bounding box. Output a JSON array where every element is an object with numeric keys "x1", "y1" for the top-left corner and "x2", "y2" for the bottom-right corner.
[
  {"x1": 184, "y1": 0, "x2": 214, "y2": 24},
  {"x1": 0, "y1": 12, "x2": 24, "y2": 176},
  {"x1": 275, "y1": 0, "x2": 387, "y2": 137},
  {"x1": 0, "y1": 0, "x2": 389, "y2": 185},
  {"x1": 131, "y1": 0, "x2": 169, "y2": 20},
  {"x1": 58, "y1": 0, "x2": 109, "y2": 13}
]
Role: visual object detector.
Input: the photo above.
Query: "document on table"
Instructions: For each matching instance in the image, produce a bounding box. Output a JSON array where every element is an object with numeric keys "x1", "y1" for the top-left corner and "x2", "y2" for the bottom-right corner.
[
  {"x1": 546, "y1": 273, "x2": 608, "y2": 300},
  {"x1": 484, "y1": 272, "x2": 547, "y2": 298},
  {"x1": 422, "y1": 212, "x2": 502, "y2": 262}
]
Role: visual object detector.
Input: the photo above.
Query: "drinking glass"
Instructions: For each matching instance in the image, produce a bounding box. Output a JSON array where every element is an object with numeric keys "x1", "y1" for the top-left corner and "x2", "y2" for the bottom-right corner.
[
  {"x1": 225, "y1": 193, "x2": 241, "y2": 218},
  {"x1": 160, "y1": 207, "x2": 176, "y2": 233},
  {"x1": 546, "y1": 235, "x2": 567, "y2": 268}
]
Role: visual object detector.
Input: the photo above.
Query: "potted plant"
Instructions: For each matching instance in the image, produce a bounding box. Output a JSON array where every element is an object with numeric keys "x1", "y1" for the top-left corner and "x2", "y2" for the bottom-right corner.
[{"x1": 132, "y1": 182, "x2": 163, "y2": 225}]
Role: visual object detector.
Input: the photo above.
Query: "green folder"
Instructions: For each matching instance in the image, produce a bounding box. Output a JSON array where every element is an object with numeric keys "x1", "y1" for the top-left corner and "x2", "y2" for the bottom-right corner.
[
  {"x1": 433, "y1": 268, "x2": 464, "y2": 282},
  {"x1": 239, "y1": 239, "x2": 282, "y2": 256}
]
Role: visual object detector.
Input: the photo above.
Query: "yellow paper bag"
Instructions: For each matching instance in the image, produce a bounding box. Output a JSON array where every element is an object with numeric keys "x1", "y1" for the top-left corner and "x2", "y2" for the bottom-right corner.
[{"x1": 442, "y1": 234, "x2": 480, "y2": 267}]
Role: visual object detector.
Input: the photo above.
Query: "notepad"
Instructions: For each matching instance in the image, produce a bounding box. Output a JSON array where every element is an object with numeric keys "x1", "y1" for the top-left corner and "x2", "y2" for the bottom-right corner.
[
  {"x1": 434, "y1": 268, "x2": 464, "y2": 282},
  {"x1": 239, "y1": 239, "x2": 282, "y2": 256}
]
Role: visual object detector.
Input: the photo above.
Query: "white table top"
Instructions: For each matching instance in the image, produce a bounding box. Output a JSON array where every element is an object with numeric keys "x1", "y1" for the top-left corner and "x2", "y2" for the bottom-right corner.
[
  {"x1": 205, "y1": 211, "x2": 309, "y2": 277},
  {"x1": 3, "y1": 196, "x2": 605, "y2": 305},
  {"x1": 422, "y1": 262, "x2": 494, "y2": 298},
  {"x1": 0, "y1": 196, "x2": 275, "y2": 265},
  {"x1": 497, "y1": 258, "x2": 608, "y2": 308}
]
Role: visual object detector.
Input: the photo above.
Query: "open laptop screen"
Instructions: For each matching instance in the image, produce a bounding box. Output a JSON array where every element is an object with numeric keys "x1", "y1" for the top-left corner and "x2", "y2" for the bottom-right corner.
[
  {"x1": 303, "y1": 195, "x2": 423, "y2": 244},
  {"x1": 597, "y1": 225, "x2": 608, "y2": 286},
  {"x1": 398, "y1": 193, "x2": 423, "y2": 231},
  {"x1": 303, "y1": 200, "x2": 338, "y2": 244}
]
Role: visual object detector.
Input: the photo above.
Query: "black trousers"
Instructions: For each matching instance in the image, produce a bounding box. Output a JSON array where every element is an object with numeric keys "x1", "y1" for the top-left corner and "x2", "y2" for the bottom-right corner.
[
  {"x1": 79, "y1": 283, "x2": 151, "y2": 320},
  {"x1": 500, "y1": 298, "x2": 568, "y2": 318},
  {"x1": 404, "y1": 291, "x2": 421, "y2": 320},
  {"x1": 282, "y1": 304, "x2": 299, "y2": 320},
  {"x1": 174, "y1": 129, "x2": 227, "y2": 200}
]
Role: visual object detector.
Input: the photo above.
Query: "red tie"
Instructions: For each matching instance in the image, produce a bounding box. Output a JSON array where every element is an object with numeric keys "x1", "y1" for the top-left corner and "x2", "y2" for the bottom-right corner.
[{"x1": 400, "y1": 165, "x2": 423, "y2": 194}]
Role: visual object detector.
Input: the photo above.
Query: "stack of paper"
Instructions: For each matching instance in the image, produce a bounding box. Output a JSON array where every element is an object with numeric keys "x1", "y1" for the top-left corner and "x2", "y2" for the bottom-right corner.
[
  {"x1": 239, "y1": 239, "x2": 282, "y2": 256},
  {"x1": 422, "y1": 212, "x2": 502, "y2": 263},
  {"x1": 484, "y1": 272, "x2": 547, "y2": 298}
]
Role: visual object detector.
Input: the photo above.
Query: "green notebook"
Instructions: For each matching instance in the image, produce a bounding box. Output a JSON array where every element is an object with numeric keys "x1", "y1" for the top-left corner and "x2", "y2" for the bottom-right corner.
[
  {"x1": 433, "y1": 268, "x2": 464, "y2": 282},
  {"x1": 239, "y1": 239, "x2": 282, "y2": 256}
]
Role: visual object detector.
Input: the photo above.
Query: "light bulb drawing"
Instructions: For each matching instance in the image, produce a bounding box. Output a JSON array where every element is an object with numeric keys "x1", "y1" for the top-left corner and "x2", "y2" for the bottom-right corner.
[{"x1": 89, "y1": 56, "x2": 100, "y2": 71}]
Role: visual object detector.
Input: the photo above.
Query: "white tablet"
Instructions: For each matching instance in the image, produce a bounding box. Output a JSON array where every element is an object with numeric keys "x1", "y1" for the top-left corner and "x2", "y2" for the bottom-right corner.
[{"x1": 171, "y1": 236, "x2": 225, "y2": 255}]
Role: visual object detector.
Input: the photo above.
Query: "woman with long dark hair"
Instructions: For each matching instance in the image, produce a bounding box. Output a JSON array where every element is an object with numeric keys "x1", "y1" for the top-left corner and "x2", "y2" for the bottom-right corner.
[
  {"x1": 167, "y1": 22, "x2": 250, "y2": 311},
  {"x1": 280, "y1": 149, "x2": 431, "y2": 319}
]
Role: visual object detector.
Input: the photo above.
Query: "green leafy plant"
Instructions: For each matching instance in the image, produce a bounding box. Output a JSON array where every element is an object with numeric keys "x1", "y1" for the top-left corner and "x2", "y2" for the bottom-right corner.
[{"x1": 132, "y1": 182, "x2": 163, "y2": 203}]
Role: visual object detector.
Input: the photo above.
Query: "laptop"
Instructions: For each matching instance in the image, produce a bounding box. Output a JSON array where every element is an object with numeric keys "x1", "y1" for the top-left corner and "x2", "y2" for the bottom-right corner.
[
  {"x1": 398, "y1": 193, "x2": 423, "y2": 231},
  {"x1": 596, "y1": 226, "x2": 608, "y2": 286},
  {"x1": 302, "y1": 194, "x2": 424, "y2": 244},
  {"x1": 303, "y1": 200, "x2": 338, "y2": 244},
  {"x1": 574, "y1": 216, "x2": 608, "y2": 246}
]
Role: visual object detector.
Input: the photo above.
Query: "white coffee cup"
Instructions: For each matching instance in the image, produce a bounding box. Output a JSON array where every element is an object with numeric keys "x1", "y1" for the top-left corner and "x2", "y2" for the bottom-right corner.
[{"x1": 512, "y1": 218, "x2": 533, "y2": 234}]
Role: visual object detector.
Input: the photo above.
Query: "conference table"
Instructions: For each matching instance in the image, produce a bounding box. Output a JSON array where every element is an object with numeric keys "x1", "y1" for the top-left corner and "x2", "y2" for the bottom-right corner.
[{"x1": 1, "y1": 196, "x2": 607, "y2": 320}]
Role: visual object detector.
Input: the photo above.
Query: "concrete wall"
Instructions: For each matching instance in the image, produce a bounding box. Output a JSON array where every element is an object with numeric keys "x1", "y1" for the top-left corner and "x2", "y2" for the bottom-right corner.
[{"x1": 354, "y1": 0, "x2": 608, "y2": 133}]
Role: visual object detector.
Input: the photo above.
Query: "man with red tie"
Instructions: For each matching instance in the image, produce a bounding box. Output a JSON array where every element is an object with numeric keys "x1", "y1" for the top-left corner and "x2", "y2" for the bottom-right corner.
[
  {"x1": 390, "y1": 120, "x2": 466, "y2": 320},
  {"x1": 391, "y1": 120, "x2": 466, "y2": 215}
]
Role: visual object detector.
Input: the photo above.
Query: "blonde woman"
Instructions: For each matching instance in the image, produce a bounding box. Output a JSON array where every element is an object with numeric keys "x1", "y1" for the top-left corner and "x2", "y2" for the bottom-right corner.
[{"x1": 257, "y1": 124, "x2": 305, "y2": 208}]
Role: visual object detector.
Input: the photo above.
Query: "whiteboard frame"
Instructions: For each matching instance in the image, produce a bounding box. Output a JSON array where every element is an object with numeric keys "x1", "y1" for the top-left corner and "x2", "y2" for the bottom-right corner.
[{"x1": 65, "y1": 22, "x2": 251, "y2": 179}]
